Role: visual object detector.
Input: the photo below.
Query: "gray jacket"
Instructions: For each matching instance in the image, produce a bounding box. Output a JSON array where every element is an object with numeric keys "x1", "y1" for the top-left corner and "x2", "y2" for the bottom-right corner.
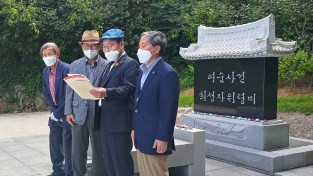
[{"x1": 64, "y1": 55, "x2": 108, "y2": 126}]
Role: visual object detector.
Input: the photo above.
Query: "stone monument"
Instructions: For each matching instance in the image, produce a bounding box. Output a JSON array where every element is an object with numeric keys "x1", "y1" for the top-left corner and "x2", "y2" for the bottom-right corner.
[{"x1": 179, "y1": 14, "x2": 313, "y2": 174}]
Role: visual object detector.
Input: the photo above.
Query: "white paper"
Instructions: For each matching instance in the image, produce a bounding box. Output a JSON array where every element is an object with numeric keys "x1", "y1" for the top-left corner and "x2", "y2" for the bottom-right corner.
[{"x1": 64, "y1": 75, "x2": 99, "y2": 100}]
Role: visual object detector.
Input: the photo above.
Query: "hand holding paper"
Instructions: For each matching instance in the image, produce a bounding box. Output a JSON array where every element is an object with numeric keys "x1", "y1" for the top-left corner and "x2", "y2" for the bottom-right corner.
[
  {"x1": 89, "y1": 88, "x2": 107, "y2": 99},
  {"x1": 64, "y1": 74, "x2": 99, "y2": 100}
]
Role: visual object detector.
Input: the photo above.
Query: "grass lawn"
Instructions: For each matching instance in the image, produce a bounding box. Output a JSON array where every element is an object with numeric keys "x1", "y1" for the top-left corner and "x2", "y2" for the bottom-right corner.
[
  {"x1": 278, "y1": 96, "x2": 313, "y2": 115},
  {"x1": 179, "y1": 93, "x2": 193, "y2": 107}
]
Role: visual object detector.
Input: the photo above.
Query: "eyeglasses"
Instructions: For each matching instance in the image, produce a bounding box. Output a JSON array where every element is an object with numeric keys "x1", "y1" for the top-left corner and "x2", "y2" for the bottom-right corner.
[
  {"x1": 101, "y1": 41, "x2": 120, "y2": 51},
  {"x1": 81, "y1": 44, "x2": 99, "y2": 50},
  {"x1": 102, "y1": 44, "x2": 113, "y2": 51}
]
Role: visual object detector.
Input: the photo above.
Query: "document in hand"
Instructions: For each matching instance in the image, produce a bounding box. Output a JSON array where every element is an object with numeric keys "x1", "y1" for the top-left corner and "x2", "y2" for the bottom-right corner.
[{"x1": 64, "y1": 74, "x2": 98, "y2": 100}]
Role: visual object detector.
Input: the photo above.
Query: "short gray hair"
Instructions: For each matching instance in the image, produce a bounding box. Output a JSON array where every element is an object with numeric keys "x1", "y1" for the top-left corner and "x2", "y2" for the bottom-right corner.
[
  {"x1": 141, "y1": 31, "x2": 167, "y2": 56},
  {"x1": 40, "y1": 42, "x2": 58, "y2": 56}
]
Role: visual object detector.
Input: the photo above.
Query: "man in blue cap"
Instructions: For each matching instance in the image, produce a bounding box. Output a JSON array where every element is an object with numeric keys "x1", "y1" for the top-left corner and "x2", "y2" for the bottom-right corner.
[{"x1": 90, "y1": 29, "x2": 139, "y2": 176}]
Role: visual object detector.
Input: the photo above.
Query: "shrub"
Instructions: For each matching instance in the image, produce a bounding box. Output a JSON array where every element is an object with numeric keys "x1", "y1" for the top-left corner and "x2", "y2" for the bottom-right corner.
[
  {"x1": 278, "y1": 50, "x2": 311, "y2": 87},
  {"x1": 179, "y1": 64, "x2": 194, "y2": 90}
]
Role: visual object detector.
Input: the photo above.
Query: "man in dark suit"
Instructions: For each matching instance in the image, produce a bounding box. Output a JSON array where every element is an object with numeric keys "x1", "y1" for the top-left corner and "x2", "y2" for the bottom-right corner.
[
  {"x1": 41, "y1": 42, "x2": 73, "y2": 176},
  {"x1": 131, "y1": 31, "x2": 180, "y2": 176},
  {"x1": 64, "y1": 30, "x2": 107, "y2": 176},
  {"x1": 90, "y1": 29, "x2": 139, "y2": 176}
]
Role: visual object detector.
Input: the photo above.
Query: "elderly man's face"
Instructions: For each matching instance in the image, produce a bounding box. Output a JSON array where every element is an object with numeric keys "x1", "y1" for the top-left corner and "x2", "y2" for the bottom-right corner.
[
  {"x1": 139, "y1": 36, "x2": 160, "y2": 56},
  {"x1": 101, "y1": 40, "x2": 121, "y2": 53},
  {"x1": 42, "y1": 46, "x2": 58, "y2": 58},
  {"x1": 81, "y1": 43, "x2": 99, "y2": 51},
  {"x1": 139, "y1": 36, "x2": 153, "y2": 51}
]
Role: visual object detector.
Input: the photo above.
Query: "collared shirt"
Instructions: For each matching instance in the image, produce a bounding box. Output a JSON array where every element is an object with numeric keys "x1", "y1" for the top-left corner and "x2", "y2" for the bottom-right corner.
[
  {"x1": 140, "y1": 56, "x2": 161, "y2": 89},
  {"x1": 85, "y1": 55, "x2": 100, "y2": 118},
  {"x1": 85, "y1": 55, "x2": 100, "y2": 83},
  {"x1": 48, "y1": 61, "x2": 58, "y2": 105}
]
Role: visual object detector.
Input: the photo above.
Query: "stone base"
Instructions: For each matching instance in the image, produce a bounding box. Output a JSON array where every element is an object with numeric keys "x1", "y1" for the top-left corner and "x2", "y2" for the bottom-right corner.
[
  {"x1": 88, "y1": 128, "x2": 205, "y2": 176},
  {"x1": 206, "y1": 137, "x2": 313, "y2": 174},
  {"x1": 183, "y1": 113, "x2": 289, "y2": 150},
  {"x1": 183, "y1": 112, "x2": 313, "y2": 174}
]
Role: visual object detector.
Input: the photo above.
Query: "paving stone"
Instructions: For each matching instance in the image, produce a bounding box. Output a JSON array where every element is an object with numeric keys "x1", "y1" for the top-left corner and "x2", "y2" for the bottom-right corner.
[
  {"x1": 18, "y1": 155, "x2": 51, "y2": 166},
  {"x1": 275, "y1": 166, "x2": 313, "y2": 176},
  {"x1": 9, "y1": 150, "x2": 46, "y2": 159},
  {"x1": 274, "y1": 172, "x2": 301, "y2": 176},
  {"x1": 1, "y1": 144, "x2": 33, "y2": 153},
  {"x1": 243, "y1": 170, "x2": 269, "y2": 176},
  {"x1": 3, "y1": 111, "x2": 313, "y2": 176},
  {"x1": 14, "y1": 135, "x2": 48, "y2": 143},
  {"x1": 0, "y1": 159, "x2": 26, "y2": 170},
  {"x1": 228, "y1": 166, "x2": 268, "y2": 176},
  {"x1": 206, "y1": 167, "x2": 251, "y2": 176},
  {"x1": 0, "y1": 166, "x2": 38, "y2": 176},
  {"x1": 0, "y1": 153, "x2": 15, "y2": 162},
  {"x1": 0, "y1": 141, "x2": 21, "y2": 147},
  {"x1": 0, "y1": 148, "x2": 5, "y2": 154},
  {"x1": 205, "y1": 158, "x2": 233, "y2": 171},
  {"x1": 36, "y1": 147, "x2": 50, "y2": 156},
  {"x1": 28, "y1": 163, "x2": 52, "y2": 175},
  {"x1": 0, "y1": 139, "x2": 14, "y2": 143},
  {"x1": 24, "y1": 142, "x2": 49, "y2": 149}
]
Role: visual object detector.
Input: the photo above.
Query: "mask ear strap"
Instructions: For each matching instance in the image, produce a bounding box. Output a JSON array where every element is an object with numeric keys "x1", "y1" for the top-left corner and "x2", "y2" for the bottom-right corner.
[
  {"x1": 118, "y1": 41, "x2": 124, "y2": 52},
  {"x1": 151, "y1": 45, "x2": 159, "y2": 56}
]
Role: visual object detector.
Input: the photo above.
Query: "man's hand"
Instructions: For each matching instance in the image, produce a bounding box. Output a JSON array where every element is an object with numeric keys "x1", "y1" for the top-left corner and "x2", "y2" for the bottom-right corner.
[
  {"x1": 131, "y1": 130, "x2": 135, "y2": 141},
  {"x1": 66, "y1": 114, "x2": 75, "y2": 126},
  {"x1": 89, "y1": 88, "x2": 107, "y2": 98},
  {"x1": 50, "y1": 112, "x2": 63, "y2": 122},
  {"x1": 152, "y1": 139, "x2": 168, "y2": 154}
]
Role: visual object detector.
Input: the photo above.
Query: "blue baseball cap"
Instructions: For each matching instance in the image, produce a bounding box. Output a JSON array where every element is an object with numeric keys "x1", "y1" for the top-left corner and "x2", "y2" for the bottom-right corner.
[{"x1": 100, "y1": 29, "x2": 124, "y2": 42}]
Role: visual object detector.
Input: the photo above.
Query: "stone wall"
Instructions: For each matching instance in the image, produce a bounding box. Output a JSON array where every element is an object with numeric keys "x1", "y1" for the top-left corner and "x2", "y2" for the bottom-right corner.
[{"x1": 0, "y1": 85, "x2": 48, "y2": 113}]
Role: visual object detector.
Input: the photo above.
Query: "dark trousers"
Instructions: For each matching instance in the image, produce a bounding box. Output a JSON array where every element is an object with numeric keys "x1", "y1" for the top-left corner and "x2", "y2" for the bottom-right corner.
[
  {"x1": 63, "y1": 126, "x2": 73, "y2": 176},
  {"x1": 71, "y1": 117, "x2": 106, "y2": 176},
  {"x1": 100, "y1": 131, "x2": 134, "y2": 176},
  {"x1": 49, "y1": 122, "x2": 64, "y2": 176}
]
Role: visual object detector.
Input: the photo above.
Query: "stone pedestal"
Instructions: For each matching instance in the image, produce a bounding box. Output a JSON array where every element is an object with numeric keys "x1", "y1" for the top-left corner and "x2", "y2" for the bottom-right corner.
[
  {"x1": 205, "y1": 137, "x2": 313, "y2": 174},
  {"x1": 88, "y1": 127, "x2": 206, "y2": 176},
  {"x1": 183, "y1": 113, "x2": 313, "y2": 174},
  {"x1": 184, "y1": 113, "x2": 289, "y2": 150}
]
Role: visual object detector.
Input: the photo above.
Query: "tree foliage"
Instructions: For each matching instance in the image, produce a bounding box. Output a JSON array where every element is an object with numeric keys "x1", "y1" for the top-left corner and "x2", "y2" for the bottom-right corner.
[
  {"x1": 183, "y1": 0, "x2": 313, "y2": 48},
  {"x1": 1, "y1": 0, "x2": 313, "y2": 101},
  {"x1": 182, "y1": 0, "x2": 313, "y2": 88}
]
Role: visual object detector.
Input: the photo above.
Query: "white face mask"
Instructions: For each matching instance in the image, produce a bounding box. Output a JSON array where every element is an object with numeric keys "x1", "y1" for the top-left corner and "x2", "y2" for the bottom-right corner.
[
  {"x1": 137, "y1": 49, "x2": 152, "y2": 64},
  {"x1": 43, "y1": 56, "x2": 57, "y2": 67},
  {"x1": 84, "y1": 50, "x2": 98, "y2": 59},
  {"x1": 105, "y1": 50, "x2": 119, "y2": 62}
]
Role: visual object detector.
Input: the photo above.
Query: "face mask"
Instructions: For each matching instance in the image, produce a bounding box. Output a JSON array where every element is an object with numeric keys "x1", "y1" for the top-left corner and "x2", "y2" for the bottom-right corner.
[
  {"x1": 43, "y1": 56, "x2": 57, "y2": 67},
  {"x1": 105, "y1": 50, "x2": 119, "y2": 62},
  {"x1": 137, "y1": 49, "x2": 152, "y2": 64},
  {"x1": 84, "y1": 50, "x2": 98, "y2": 59}
]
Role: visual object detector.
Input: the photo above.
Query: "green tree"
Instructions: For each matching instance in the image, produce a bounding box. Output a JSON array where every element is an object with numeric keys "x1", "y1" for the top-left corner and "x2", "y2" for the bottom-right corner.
[
  {"x1": 98, "y1": 0, "x2": 194, "y2": 70},
  {"x1": 279, "y1": 50, "x2": 308, "y2": 87},
  {"x1": 0, "y1": 0, "x2": 39, "y2": 90},
  {"x1": 2, "y1": 0, "x2": 313, "y2": 109},
  {"x1": 32, "y1": 0, "x2": 107, "y2": 62}
]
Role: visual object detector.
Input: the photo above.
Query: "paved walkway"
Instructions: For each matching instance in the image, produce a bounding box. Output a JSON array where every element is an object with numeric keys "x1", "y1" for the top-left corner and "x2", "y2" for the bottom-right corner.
[{"x1": 0, "y1": 112, "x2": 311, "y2": 176}]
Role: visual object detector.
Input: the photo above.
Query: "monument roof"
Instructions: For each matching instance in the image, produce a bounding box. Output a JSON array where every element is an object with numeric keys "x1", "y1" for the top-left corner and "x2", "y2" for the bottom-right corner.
[{"x1": 179, "y1": 14, "x2": 297, "y2": 60}]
